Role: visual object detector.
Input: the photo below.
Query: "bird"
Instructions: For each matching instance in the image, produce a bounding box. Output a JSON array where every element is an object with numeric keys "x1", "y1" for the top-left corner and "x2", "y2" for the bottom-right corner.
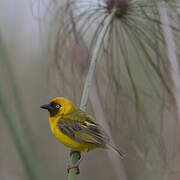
[{"x1": 40, "y1": 97, "x2": 125, "y2": 174}]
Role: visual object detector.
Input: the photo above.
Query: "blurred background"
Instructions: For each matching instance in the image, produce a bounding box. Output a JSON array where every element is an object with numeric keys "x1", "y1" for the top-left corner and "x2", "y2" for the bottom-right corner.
[{"x1": 0, "y1": 0, "x2": 180, "y2": 180}]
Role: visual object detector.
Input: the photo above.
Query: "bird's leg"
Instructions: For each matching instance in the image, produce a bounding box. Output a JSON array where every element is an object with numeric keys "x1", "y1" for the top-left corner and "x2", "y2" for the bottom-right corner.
[
  {"x1": 67, "y1": 152, "x2": 86, "y2": 175},
  {"x1": 69, "y1": 150, "x2": 81, "y2": 160}
]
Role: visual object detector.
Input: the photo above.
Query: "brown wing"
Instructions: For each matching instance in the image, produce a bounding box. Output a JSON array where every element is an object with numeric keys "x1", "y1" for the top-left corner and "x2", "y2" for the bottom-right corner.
[{"x1": 57, "y1": 109, "x2": 110, "y2": 147}]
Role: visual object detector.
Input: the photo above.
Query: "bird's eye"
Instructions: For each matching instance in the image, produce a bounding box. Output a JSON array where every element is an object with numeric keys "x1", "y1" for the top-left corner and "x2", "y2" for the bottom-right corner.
[{"x1": 56, "y1": 104, "x2": 60, "y2": 109}]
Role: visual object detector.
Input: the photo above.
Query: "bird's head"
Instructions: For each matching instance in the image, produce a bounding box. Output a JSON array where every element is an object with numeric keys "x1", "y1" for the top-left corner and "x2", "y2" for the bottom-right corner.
[{"x1": 40, "y1": 97, "x2": 75, "y2": 117}]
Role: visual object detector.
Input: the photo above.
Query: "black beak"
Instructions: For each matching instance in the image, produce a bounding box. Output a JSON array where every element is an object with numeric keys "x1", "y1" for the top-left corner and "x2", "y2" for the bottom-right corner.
[{"x1": 40, "y1": 104, "x2": 52, "y2": 111}]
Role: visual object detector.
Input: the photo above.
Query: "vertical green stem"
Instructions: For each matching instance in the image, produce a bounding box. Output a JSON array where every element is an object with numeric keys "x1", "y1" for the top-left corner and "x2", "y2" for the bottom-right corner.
[
  {"x1": 0, "y1": 35, "x2": 33, "y2": 144},
  {"x1": 0, "y1": 35, "x2": 44, "y2": 180},
  {"x1": 0, "y1": 85, "x2": 44, "y2": 180},
  {"x1": 67, "y1": 9, "x2": 116, "y2": 180}
]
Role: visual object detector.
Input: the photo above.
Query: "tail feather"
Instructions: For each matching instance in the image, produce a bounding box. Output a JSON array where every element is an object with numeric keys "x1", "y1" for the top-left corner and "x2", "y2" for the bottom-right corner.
[{"x1": 107, "y1": 144, "x2": 127, "y2": 159}]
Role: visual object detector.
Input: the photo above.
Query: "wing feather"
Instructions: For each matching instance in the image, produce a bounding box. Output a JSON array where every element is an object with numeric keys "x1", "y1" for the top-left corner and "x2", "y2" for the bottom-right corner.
[{"x1": 57, "y1": 109, "x2": 109, "y2": 146}]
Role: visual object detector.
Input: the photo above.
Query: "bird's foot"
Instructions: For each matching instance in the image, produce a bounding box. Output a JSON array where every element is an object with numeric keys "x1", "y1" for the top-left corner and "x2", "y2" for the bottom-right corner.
[
  {"x1": 68, "y1": 150, "x2": 85, "y2": 174},
  {"x1": 67, "y1": 163, "x2": 80, "y2": 175},
  {"x1": 69, "y1": 150, "x2": 81, "y2": 160}
]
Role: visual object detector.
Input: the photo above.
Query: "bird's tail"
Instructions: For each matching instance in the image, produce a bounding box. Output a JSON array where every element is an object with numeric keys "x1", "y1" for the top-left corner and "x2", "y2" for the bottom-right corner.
[{"x1": 107, "y1": 144, "x2": 127, "y2": 159}]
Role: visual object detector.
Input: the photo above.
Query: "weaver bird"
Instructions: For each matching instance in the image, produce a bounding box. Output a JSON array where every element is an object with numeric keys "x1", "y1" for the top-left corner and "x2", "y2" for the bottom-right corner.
[{"x1": 41, "y1": 97, "x2": 125, "y2": 173}]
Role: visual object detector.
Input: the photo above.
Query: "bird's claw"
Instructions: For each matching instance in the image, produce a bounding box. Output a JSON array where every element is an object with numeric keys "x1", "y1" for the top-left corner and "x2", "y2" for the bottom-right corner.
[
  {"x1": 70, "y1": 150, "x2": 81, "y2": 160},
  {"x1": 67, "y1": 164, "x2": 80, "y2": 175}
]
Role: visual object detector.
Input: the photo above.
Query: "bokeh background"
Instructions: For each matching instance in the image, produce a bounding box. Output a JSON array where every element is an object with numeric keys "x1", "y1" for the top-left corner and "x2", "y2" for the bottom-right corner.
[{"x1": 1, "y1": 0, "x2": 180, "y2": 180}]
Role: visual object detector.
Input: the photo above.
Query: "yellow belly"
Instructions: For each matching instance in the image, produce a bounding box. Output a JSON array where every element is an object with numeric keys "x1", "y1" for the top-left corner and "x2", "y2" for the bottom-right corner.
[{"x1": 49, "y1": 118, "x2": 95, "y2": 152}]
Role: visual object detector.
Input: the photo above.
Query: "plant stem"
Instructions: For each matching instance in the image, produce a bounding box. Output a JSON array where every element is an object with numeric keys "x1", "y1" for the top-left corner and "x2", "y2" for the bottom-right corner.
[
  {"x1": 0, "y1": 85, "x2": 44, "y2": 180},
  {"x1": 0, "y1": 35, "x2": 33, "y2": 145},
  {"x1": 158, "y1": 2, "x2": 180, "y2": 122},
  {"x1": 67, "y1": 9, "x2": 116, "y2": 180},
  {"x1": 80, "y1": 10, "x2": 116, "y2": 112}
]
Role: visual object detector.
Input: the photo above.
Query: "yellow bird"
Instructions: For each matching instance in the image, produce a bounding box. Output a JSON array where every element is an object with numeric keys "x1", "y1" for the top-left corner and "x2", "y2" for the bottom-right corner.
[{"x1": 41, "y1": 97, "x2": 125, "y2": 173}]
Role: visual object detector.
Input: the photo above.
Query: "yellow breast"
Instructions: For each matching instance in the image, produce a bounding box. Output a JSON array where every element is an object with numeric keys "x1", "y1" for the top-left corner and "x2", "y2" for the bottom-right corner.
[{"x1": 49, "y1": 117, "x2": 95, "y2": 152}]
